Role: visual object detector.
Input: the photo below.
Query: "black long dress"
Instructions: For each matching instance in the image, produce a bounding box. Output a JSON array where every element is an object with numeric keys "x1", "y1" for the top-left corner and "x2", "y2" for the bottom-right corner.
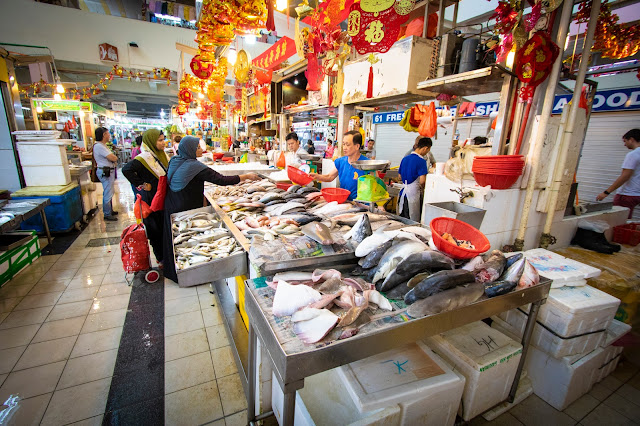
[
  {"x1": 163, "y1": 168, "x2": 240, "y2": 283},
  {"x1": 122, "y1": 160, "x2": 164, "y2": 263}
]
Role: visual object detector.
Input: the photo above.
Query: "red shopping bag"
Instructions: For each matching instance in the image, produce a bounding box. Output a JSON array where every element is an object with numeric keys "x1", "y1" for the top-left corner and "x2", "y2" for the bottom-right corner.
[
  {"x1": 134, "y1": 194, "x2": 152, "y2": 220},
  {"x1": 418, "y1": 102, "x2": 437, "y2": 138},
  {"x1": 120, "y1": 223, "x2": 150, "y2": 273},
  {"x1": 150, "y1": 175, "x2": 167, "y2": 212}
]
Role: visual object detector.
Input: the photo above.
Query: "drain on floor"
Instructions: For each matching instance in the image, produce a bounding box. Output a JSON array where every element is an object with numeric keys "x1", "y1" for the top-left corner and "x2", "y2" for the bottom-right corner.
[{"x1": 86, "y1": 237, "x2": 121, "y2": 247}]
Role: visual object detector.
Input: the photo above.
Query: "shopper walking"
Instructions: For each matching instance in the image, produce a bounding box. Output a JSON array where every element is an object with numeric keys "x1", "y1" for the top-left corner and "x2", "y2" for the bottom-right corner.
[
  {"x1": 596, "y1": 128, "x2": 640, "y2": 218},
  {"x1": 324, "y1": 139, "x2": 335, "y2": 159},
  {"x1": 122, "y1": 129, "x2": 169, "y2": 265},
  {"x1": 93, "y1": 127, "x2": 118, "y2": 221},
  {"x1": 162, "y1": 137, "x2": 259, "y2": 283}
]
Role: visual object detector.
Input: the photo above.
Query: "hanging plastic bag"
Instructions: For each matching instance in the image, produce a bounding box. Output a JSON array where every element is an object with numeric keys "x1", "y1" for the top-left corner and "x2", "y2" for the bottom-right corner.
[
  {"x1": 240, "y1": 152, "x2": 248, "y2": 163},
  {"x1": 418, "y1": 102, "x2": 437, "y2": 137},
  {"x1": 399, "y1": 110, "x2": 419, "y2": 132},
  {"x1": 134, "y1": 194, "x2": 152, "y2": 221},
  {"x1": 357, "y1": 175, "x2": 389, "y2": 202},
  {"x1": 276, "y1": 151, "x2": 286, "y2": 169},
  {"x1": 150, "y1": 175, "x2": 167, "y2": 212}
]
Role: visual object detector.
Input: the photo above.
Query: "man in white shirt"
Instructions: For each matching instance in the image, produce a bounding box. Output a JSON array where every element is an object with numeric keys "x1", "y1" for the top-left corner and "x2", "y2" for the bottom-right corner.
[
  {"x1": 284, "y1": 132, "x2": 307, "y2": 167},
  {"x1": 93, "y1": 127, "x2": 119, "y2": 221},
  {"x1": 597, "y1": 128, "x2": 640, "y2": 218}
]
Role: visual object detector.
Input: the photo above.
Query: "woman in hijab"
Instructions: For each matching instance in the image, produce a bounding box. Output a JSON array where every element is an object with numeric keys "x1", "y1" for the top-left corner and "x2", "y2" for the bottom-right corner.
[
  {"x1": 122, "y1": 129, "x2": 168, "y2": 266},
  {"x1": 162, "y1": 136, "x2": 259, "y2": 283}
]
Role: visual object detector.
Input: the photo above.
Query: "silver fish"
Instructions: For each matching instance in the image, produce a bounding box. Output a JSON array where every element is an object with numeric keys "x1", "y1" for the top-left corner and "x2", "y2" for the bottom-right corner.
[
  {"x1": 302, "y1": 222, "x2": 334, "y2": 245},
  {"x1": 407, "y1": 283, "x2": 485, "y2": 318},
  {"x1": 372, "y1": 240, "x2": 429, "y2": 283}
]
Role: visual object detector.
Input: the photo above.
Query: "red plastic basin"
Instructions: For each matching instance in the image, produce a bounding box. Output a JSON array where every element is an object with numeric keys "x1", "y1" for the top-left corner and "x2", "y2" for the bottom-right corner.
[
  {"x1": 276, "y1": 183, "x2": 292, "y2": 191},
  {"x1": 430, "y1": 217, "x2": 490, "y2": 259},
  {"x1": 473, "y1": 172, "x2": 521, "y2": 189},
  {"x1": 321, "y1": 188, "x2": 350, "y2": 203},
  {"x1": 287, "y1": 166, "x2": 313, "y2": 186}
]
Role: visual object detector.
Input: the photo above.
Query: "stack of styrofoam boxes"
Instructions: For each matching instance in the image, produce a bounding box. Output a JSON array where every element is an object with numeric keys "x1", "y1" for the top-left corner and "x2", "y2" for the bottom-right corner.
[
  {"x1": 593, "y1": 319, "x2": 631, "y2": 385},
  {"x1": 519, "y1": 248, "x2": 601, "y2": 288},
  {"x1": 494, "y1": 284, "x2": 623, "y2": 410},
  {"x1": 13, "y1": 131, "x2": 71, "y2": 187},
  {"x1": 423, "y1": 321, "x2": 524, "y2": 422},
  {"x1": 272, "y1": 342, "x2": 465, "y2": 426}
]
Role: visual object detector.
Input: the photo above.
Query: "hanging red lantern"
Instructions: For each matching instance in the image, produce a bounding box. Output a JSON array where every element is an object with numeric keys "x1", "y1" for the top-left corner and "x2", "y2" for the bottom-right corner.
[
  {"x1": 178, "y1": 88, "x2": 193, "y2": 104},
  {"x1": 176, "y1": 104, "x2": 188, "y2": 116},
  {"x1": 515, "y1": 32, "x2": 559, "y2": 88},
  {"x1": 191, "y1": 55, "x2": 214, "y2": 80}
]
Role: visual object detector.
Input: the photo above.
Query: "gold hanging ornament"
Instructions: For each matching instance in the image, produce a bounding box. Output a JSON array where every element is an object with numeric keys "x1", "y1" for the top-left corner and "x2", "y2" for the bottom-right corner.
[{"x1": 234, "y1": 50, "x2": 251, "y2": 84}]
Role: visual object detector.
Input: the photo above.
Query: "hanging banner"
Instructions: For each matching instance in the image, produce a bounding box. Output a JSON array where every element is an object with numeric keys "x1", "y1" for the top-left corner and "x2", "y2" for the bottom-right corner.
[
  {"x1": 111, "y1": 101, "x2": 127, "y2": 114},
  {"x1": 252, "y1": 36, "x2": 297, "y2": 70}
]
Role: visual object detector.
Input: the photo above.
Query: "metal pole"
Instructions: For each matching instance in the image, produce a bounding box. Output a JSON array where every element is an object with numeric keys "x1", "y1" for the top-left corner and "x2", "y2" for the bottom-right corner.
[
  {"x1": 437, "y1": 0, "x2": 445, "y2": 37},
  {"x1": 512, "y1": 0, "x2": 574, "y2": 251},
  {"x1": 247, "y1": 325, "x2": 257, "y2": 424},
  {"x1": 40, "y1": 209, "x2": 52, "y2": 245},
  {"x1": 282, "y1": 390, "x2": 296, "y2": 426},
  {"x1": 541, "y1": 0, "x2": 601, "y2": 244},
  {"x1": 509, "y1": 300, "x2": 543, "y2": 402}
]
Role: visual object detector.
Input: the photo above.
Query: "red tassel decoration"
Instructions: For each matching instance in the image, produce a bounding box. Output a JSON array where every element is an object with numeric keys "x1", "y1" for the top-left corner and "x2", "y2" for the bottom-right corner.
[
  {"x1": 329, "y1": 85, "x2": 333, "y2": 105},
  {"x1": 266, "y1": 0, "x2": 275, "y2": 31},
  {"x1": 366, "y1": 65, "x2": 374, "y2": 98}
]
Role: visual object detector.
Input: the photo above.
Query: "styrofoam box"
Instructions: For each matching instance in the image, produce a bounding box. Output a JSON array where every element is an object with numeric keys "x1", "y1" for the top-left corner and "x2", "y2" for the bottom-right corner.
[
  {"x1": 271, "y1": 369, "x2": 402, "y2": 426},
  {"x1": 491, "y1": 316, "x2": 605, "y2": 411},
  {"x1": 523, "y1": 285, "x2": 620, "y2": 338},
  {"x1": 482, "y1": 376, "x2": 533, "y2": 421},
  {"x1": 424, "y1": 322, "x2": 522, "y2": 421},
  {"x1": 593, "y1": 320, "x2": 631, "y2": 385},
  {"x1": 16, "y1": 141, "x2": 69, "y2": 166},
  {"x1": 22, "y1": 165, "x2": 71, "y2": 187},
  {"x1": 339, "y1": 341, "x2": 465, "y2": 426},
  {"x1": 523, "y1": 248, "x2": 601, "y2": 284},
  {"x1": 496, "y1": 308, "x2": 605, "y2": 358}
]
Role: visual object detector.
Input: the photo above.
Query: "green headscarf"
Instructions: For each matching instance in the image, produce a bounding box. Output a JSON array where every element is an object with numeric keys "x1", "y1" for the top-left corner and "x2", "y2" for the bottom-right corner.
[{"x1": 135, "y1": 129, "x2": 169, "y2": 177}]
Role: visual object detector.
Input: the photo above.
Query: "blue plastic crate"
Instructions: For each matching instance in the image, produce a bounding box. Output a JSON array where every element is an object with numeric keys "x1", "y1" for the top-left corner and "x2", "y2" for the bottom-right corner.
[{"x1": 12, "y1": 184, "x2": 82, "y2": 233}]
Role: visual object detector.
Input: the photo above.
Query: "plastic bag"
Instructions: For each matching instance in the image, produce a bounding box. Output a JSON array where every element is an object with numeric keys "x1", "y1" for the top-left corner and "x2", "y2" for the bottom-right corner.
[
  {"x1": 357, "y1": 175, "x2": 389, "y2": 202},
  {"x1": 578, "y1": 219, "x2": 610, "y2": 233},
  {"x1": 134, "y1": 194, "x2": 152, "y2": 221},
  {"x1": 418, "y1": 102, "x2": 437, "y2": 137},
  {"x1": 240, "y1": 153, "x2": 248, "y2": 163},
  {"x1": 276, "y1": 151, "x2": 286, "y2": 169},
  {"x1": 399, "y1": 110, "x2": 419, "y2": 132},
  {"x1": 150, "y1": 175, "x2": 167, "y2": 212},
  {"x1": 444, "y1": 143, "x2": 492, "y2": 182}
]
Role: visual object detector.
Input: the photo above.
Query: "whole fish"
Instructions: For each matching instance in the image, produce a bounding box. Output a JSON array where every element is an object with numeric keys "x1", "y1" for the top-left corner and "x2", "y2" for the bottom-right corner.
[
  {"x1": 517, "y1": 259, "x2": 540, "y2": 289},
  {"x1": 292, "y1": 308, "x2": 339, "y2": 344},
  {"x1": 372, "y1": 240, "x2": 429, "y2": 283},
  {"x1": 505, "y1": 253, "x2": 524, "y2": 269},
  {"x1": 349, "y1": 214, "x2": 373, "y2": 243},
  {"x1": 287, "y1": 184, "x2": 302, "y2": 193},
  {"x1": 462, "y1": 256, "x2": 484, "y2": 271},
  {"x1": 297, "y1": 186, "x2": 320, "y2": 194},
  {"x1": 302, "y1": 222, "x2": 334, "y2": 245},
  {"x1": 359, "y1": 239, "x2": 394, "y2": 269},
  {"x1": 404, "y1": 269, "x2": 475, "y2": 305},
  {"x1": 370, "y1": 220, "x2": 406, "y2": 231},
  {"x1": 284, "y1": 192, "x2": 304, "y2": 200},
  {"x1": 385, "y1": 281, "x2": 411, "y2": 300},
  {"x1": 485, "y1": 257, "x2": 526, "y2": 298},
  {"x1": 395, "y1": 250, "x2": 455, "y2": 276},
  {"x1": 378, "y1": 267, "x2": 416, "y2": 292},
  {"x1": 397, "y1": 226, "x2": 432, "y2": 240},
  {"x1": 277, "y1": 213, "x2": 322, "y2": 226},
  {"x1": 260, "y1": 193, "x2": 284, "y2": 204},
  {"x1": 474, "y1": 250, "x2": 507, "y2": 284},
  {"x1": 333, "y1": 213, "x2": 391, "y2": 227},
  {"x1": 407, "y1": 272, "x2": 432, "y2": 288},
  {"x1": 355, "y1": 227, "x2": 393, "y2": 258},
  {"x1": 272, "y1": 271, "x2": 313, "y2": 283},
  {"x1": 407, "y1": 283, "x2": 485, "y2": 318}
]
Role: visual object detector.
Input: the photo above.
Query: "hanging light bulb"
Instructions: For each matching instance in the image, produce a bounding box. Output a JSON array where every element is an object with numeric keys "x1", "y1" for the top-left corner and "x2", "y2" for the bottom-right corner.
[
  {"x1": 294, "y1": 78, "x2": 299, "y2": 85},
  {"x1": 36, "y1": 104, "x2": 43, "y2": 114},
  {"x1": 227, "y1": 48, "x2": 237, "y2": 66},
  {"x1": 55, "y1": 76, "x2": 65, "y2": 94},
  {"x1": 506, "y1": 50, "x2": 516, "y2": 69},
  {"x1": 276, "y1": 0, "x2": 287, "y2": 11},
  {"x1": 9, "y1": 75, "x2": 14, "y2": 83},
  {"x1": 53, "y1": 93, "x2": 62, "y2": 101}
]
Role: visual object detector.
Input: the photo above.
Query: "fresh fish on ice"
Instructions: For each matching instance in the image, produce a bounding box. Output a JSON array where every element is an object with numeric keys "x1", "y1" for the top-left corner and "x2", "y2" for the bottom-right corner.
[
  {"x1": 517, "y1": 259, "x2": 540, "y2": 289},
  {"x1": 359, "y1": 240, "x2": 394, "y2": 269},
  {"x1": 344, "y1": 214, "x2": 373, "y2": 243},
  {"x1": 385, "y1": 281, "x2": 411, "y2": 300},
  {"x1": 407, "y1": 283, "x2": 485, "y2": 318},
  {"x1": 355, "y1": 227, "x2": 393, "y2": 258},
  {"x1": 378, "y1": 267, "x2": 415, "y2": 292},
  {"x1": 292, "y1": 308, "x2": 340, "y2": 344},
  {"x1": 474, "y1": 250, "x2": 507, "y2": 284},
  {"x1": 404, "y1": 269, "x2": 476, "y2": 305},
  {"x1": 394, "y1": 250, "x2": 455, "y2": 276},
  {"x1": 272, "y1": 281, "x2": 321, "y2": 317},
  {"x1": 485, "y1": 257, "x2": 526, "y2": 298},
  {"x1": 372, "y1": 240, "x2": 430, "y2": 284},
  {"x1": 505, "y1": 253, "x2": 524, "y2": 269},
  {"x1": 302, "y1": 222, "x2": 334, "y2": 245}
]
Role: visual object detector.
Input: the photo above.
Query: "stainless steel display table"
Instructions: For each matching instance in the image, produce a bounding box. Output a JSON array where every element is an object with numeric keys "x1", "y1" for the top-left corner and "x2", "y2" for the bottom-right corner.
[
  {"x1": 0, "y1": 198, "x2": 52, "y2": 245},
  {"x1": 244, "y1": 277, "x2": 551, "y2": 426}
]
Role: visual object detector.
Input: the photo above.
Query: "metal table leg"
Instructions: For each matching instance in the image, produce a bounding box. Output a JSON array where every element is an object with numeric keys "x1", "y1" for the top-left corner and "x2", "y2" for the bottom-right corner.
[
  {"x1": 40, "y1": 209, "x2": 52, "y2": 246},
  {"x1": 508, "y1": 299, "x2": 543, "y2": 402},
  {"x1": 282, "y1": 390, "x2": 296, "y2": 426},
  {"x1": 247, "y1": 324, "x2": 257, "y2": 425}
]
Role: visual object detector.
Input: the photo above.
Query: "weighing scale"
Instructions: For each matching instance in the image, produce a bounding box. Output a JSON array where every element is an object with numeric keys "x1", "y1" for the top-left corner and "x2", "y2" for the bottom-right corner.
[
  {"x1": 298, "y1": 153, "x2": 321, "y2": 174},
  {"x1": 351, "y1": 160, "x2": 391, "y2": 212}
]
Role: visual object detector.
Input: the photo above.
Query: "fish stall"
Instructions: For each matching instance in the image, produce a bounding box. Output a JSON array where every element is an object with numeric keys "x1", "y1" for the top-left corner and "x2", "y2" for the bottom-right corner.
[{"x1": 167, "y1": 176, "x2": 558, "y2": 426}]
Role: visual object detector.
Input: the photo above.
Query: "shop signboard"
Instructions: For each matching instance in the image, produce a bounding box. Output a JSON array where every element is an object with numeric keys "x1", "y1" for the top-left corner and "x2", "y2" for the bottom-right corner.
[
  {"x1": 38, "y1": 100, "x2": 92, "y2": 111},
  {"x1": 111, "y1": 101, "x2": 127, "y2": 114},
  {"x1": 92, "y1": 103, "x2": 108, "y2": 116},
  {"x1": 99, "y1": 43, "x2": 119, "y2": 62},
  {"x1": 372, "y1": 87, "x2": 640, "y2": 124},
  {"x1": 252, "y1": 36, "x2": 296, "y2": 71}
]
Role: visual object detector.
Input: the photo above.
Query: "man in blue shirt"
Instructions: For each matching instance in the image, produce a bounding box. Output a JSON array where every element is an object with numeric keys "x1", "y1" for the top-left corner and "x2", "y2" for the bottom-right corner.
[
  {"x1": 398, "y1": 137, "x2": 432, "y2": 221},
  {"x1": 310, "y1": 130, "x2": 368, "y2": 201}
]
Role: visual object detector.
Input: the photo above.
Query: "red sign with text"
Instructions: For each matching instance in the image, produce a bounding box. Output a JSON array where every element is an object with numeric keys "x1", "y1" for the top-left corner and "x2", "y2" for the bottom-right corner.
[
  {"x1": 252, "y1": 36, "x2": 296, "y2": 71},
  {"x1": 99, "y1": 43, "x2": 119, "y2": 62}
]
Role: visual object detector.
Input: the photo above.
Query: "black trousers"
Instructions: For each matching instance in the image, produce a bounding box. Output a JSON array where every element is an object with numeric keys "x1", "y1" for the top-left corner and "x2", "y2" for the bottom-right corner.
[{"x1": 143, "y1": 210, "x2": 164, "y2": 263}]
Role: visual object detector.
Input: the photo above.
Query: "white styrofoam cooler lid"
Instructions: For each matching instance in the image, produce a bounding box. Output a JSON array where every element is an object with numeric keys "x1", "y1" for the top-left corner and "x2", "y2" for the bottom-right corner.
[
  {"x1": 523, "y1": 248, "x2": 601, "y2": 283},
  {"x1": 429, "y1": 321, "x2": 523, "y2": 372},
  {"x1": 604, "y1": 319, "x2": 631, "y2": 347},
  {"x1": 16, "y1": 140, "x2": 71, "y2": 146},
  {"x1": 338, "y1": 341, "x2": 462, "y2": 413},
  {"x1": 547, "y1": 285, "x2": 620, "y2": 315}
]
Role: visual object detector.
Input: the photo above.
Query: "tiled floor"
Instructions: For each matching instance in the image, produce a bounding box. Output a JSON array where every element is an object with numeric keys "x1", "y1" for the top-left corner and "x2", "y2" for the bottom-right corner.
[{"x1": 0, "y1": 173, "x2": 637, "y2": 425}]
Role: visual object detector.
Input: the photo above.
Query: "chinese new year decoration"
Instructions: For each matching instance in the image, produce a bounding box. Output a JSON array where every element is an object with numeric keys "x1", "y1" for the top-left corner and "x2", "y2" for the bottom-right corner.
[
  {"x1": 190, "y1": 55, "x2": 214, "y2": 80},
  {"x1": 576, "y1": 0, "x2": 640, "y2": 60},
  {"x1": 347, "y1": 0, "x2": 415, "y2": 54},
  {"x1": 235, "y1": 50, "x2": 251, "y2": 84}
]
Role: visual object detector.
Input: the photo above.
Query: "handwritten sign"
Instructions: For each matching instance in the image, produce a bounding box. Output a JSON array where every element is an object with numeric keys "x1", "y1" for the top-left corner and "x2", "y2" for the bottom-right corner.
[
  {"x1": 252, "y1": 36, "x2": 297, "y2": 71},
  {"x1": 99, "y1": 43, "x2": 119, "y2": 62}
]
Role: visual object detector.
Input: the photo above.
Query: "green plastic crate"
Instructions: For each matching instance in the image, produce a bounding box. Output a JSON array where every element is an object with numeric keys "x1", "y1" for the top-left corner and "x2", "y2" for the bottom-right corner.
[{"x1": 0, "y1": 231, "x2": 41, "y2": 287}]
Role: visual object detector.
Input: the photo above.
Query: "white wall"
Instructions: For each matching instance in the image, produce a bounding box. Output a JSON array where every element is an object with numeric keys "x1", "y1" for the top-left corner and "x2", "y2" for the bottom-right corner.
[
  {"x1": 0, "y1": 1, "x2": 302, "y2": 72},
  {"x1": 0, "y1": 88, "x2": 21, "y2": 192}
]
